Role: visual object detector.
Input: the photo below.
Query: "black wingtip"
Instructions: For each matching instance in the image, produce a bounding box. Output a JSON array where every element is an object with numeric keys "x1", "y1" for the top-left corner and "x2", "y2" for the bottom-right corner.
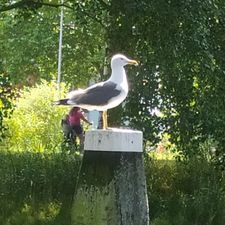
[{"x1": 53, "y1": 99, "x2": 69, "y2": 105}]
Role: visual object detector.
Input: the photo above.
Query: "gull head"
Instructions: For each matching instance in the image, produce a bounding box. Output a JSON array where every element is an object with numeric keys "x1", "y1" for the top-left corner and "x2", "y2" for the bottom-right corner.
[{"x1": 111, "y1": 54, "x2": 138, "y2": 68}]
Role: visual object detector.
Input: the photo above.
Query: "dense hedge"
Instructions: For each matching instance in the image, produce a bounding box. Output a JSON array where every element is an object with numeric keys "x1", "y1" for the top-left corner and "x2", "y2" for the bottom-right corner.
[
  {"x1": 146, "y1": 156, "x2": 225, "y2": 225},
  {"x1": 0, "y1": 152, "x2": 81, "y2": 225},
  {"x1": 1, "y1": 152, "x2": 225, "y2": 225}
]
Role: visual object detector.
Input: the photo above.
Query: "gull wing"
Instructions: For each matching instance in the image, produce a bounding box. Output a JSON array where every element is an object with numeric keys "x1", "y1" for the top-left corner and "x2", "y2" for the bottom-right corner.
[{"x1": 68, "y1": 81, "x2": 121, "y2": 106}]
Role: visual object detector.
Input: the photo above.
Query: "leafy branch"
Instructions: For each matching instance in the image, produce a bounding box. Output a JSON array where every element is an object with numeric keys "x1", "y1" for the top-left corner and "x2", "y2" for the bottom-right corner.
[{"x1": 0, "y1": 0, "x2": 73, "y2": 13}]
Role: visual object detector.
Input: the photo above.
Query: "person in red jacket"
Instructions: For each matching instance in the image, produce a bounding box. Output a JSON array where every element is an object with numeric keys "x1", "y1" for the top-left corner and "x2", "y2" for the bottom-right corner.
[{"x1": 68, "y1": 107, "x2": 92, "y2": 149}]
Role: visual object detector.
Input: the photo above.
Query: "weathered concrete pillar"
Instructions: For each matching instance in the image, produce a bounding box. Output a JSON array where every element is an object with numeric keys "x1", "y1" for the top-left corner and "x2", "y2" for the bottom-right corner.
[{"x1": 71, "y1": 128, "x2": 149, "y2": 225}]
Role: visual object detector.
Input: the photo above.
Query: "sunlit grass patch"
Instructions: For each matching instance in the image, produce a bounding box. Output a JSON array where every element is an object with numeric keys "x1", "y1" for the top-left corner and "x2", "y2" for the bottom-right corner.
[{"x1": 5, "y1": 201, "x2": 62, "y2": 225}]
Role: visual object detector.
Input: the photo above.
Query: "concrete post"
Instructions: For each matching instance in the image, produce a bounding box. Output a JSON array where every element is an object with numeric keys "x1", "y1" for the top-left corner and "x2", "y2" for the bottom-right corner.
[{"x1": 71, "y1": 128, "x2": 149, "y2": 225}]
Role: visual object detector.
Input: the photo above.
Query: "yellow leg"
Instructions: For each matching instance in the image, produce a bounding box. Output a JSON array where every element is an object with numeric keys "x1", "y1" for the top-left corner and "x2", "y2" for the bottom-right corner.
[{"x1": 102, "y1": 111, "x2": 108, "y2": 129}]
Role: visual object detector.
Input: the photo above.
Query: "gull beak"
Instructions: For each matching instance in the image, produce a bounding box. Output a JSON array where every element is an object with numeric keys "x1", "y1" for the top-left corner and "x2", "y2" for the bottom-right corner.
[{"x1": 127, "y1": 59, "x2": 139, "y2": 66}]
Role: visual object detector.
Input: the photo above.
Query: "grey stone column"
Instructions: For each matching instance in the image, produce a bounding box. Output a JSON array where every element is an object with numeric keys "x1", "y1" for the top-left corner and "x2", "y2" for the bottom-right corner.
[{"x1": 71, "y1": 129, "x2": 149, "y2": 225}]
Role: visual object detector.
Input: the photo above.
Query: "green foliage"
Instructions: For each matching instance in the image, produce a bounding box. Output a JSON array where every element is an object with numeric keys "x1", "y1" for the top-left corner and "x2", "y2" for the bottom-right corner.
[
  {"x1": 1, "y1": 147, "x2": 225, "y2": 225},
  {"x1": 146, "y1": 155, "x2": 225, "y2": 225},
  {"x1": 0, "y1": 72, "x2": 13, "y2": 141},
  {"x1": 0, "y1": 4, "x2": 105, "y2": 86},
  {"x1": 0, "y1": 151, "x2": 81, "y2": 225},
  {"x1": 105, "y1": 0, "x2": 225, "y2": 157},
  {"x1": 2, "y1": 81, "x2": 68, "y2": 152},
  {"x1": 1, "y1": 0, "x2": 225, "y2": 158}
]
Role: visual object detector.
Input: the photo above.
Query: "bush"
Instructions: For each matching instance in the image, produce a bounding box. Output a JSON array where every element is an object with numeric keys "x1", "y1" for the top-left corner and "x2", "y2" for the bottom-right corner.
[
  {"x1": 1, "y1": 138, "x2": 225, "y2": 225},
  {"x1": 146, "y1": 155, "x2": 225, "y2": 225},
  {"x1": 0, "y1": 151, "x2": 81, "y2": 225},
  {"x1": 0, "y1": 72, "x2": 14, "y2": 141},
  {"x1": 2, "y1": 81, "x2": 69, "y2": 152}
]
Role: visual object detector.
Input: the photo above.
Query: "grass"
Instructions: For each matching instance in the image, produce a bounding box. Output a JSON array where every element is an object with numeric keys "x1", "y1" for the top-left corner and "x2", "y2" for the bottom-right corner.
[
  {"x1": 1, "y1": 150, "x2": 225, "y2": 225},
  {"x1": 146, "y1": 153, "x2": 225, "y2": 225},
  {"x1": 0, "y1": 151, "x2": 81, "y2": 225}
]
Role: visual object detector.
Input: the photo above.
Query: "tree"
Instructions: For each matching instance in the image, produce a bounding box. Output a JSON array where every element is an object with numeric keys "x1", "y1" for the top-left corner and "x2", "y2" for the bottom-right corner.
[
  {"x1": 104, "y1": 0, "x2": 225, "y2": 157},
  {"x1": 2, "y1": 81, "x2": 68, "y2": 152},
  {"x1": 2, "y1": 0, "x2": 225, "y2": 158},
  {"x1": 0, "y1": 1, "x2": 106, "y2": 86},
  {"x1": 0, "y1": 0, "x2": 72, "y2": 13},
  {"x1": 0, "y1": 70, "x2": 13, "y2": 142}
]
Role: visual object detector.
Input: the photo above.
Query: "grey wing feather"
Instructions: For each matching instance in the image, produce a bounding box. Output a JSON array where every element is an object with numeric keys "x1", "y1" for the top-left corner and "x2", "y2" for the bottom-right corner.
[{"x1": 72, "y1": 81, "x2": 121, "y2": 106}]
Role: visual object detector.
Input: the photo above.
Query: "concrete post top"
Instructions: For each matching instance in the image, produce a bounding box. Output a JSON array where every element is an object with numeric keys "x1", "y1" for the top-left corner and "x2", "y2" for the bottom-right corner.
[{"x1": 84, "y1": 128, "x2": 143, "y2": 152}]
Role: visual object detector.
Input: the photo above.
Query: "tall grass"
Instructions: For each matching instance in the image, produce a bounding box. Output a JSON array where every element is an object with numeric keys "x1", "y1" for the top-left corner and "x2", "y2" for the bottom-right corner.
[
  {"x1": 1, "y1": 151, "x2": 225, "y2": 225},
  {"x1": 0, "y1": 151, "x2": 81, "y2": 225},
  {"x1": 146, "y1": 156, "x2": 225, "y2": 225}
]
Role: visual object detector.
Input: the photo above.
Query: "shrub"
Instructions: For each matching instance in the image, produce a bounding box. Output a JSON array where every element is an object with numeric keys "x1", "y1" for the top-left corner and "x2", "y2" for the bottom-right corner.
[
  {"x1": 0, "y1": 151, "x2": 81, "y2": 225},
  {"x1": 1, "y1": 146, "x2": 225, "y2": 225},
  {"x1": 146, "y1": 155, "x2": 225, "y2": 225},
  {"x1": 0, "y1": 72, "x2": 14, "y2": 141},
  {"x1": 2, "y1": 81, "x2": 68, "y2": 152}
]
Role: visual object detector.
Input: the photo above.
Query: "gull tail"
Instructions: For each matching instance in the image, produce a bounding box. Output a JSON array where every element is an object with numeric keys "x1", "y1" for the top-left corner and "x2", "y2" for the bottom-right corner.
[{"x1": 53, "y1": 99, "x2": 69, "y2": 105}]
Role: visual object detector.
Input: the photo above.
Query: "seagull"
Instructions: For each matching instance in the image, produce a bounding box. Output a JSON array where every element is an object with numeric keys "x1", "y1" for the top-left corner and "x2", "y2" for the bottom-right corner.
[{"x1": 54, "y1": 54, "x2": 138, "y2": 129}]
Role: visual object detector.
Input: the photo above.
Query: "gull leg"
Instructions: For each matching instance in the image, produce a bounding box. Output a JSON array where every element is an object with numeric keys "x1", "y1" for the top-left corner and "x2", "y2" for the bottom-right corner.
[
  {"x1": 103, "y1": 111, "x2": 106, "y2": 129},
  {"x1": 102, "y1": 111, "x2": 108, "y2": 129},
  {"x1": 105, "y1": 111, "x2": 108, "y2": 129}
]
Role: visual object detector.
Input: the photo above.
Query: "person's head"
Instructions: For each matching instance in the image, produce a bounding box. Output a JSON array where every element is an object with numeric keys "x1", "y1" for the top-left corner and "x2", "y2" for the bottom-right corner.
[{"x1": 70, "y1": 106, "x2": 80, "y2": 113}]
